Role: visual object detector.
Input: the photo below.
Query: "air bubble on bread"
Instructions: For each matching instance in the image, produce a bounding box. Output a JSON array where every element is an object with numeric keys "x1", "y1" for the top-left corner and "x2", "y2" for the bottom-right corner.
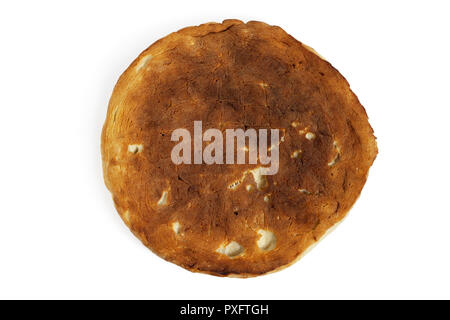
[
  {"x1": 229, "y1": 167, "x2": 269, "y2": 191},
  {"x1": 136, "y1": 54, "x2": 153, "y2": 71},
  {"x1": 216, "y1": 241, "x2": 244, "y2": 258},
  {"x1": 290, "y1": 150, "x2": 302, "y2": 158},
  {"x1": 172, "y1": 221, "x2": 181, "y2": 235},
  {"x1": 263, "y1": 194, "x2": 271, "y2": 203},
  {"x1": 291, "y1": 121, "x2": 300, "y2": 128},
  {"x1": 305, "y1": 132, "x2": 316, "y2": 140},
  {"x1": 328, "y1": 141, "x2": 341, "y2": 167},
  {"x1": 299, "y1": 189, "x2": 312, "y2": 195},
  {"x1": 249, "y1": 167, "x2": 269, "y2": 190},
  {"x1": 128, "y1": 144, "x2": 143, "y2": 154},
  {"x1": 157, "y1": 190, "x2": 169, "y2": 207},
  {"x1": 257, "y1": 230, "x2": 277, "y2": 251},
  {"x1": 258, "y1": 82, "x2": 268, "y2": 88},
  {"x1": 246, "y1": 184, "x2": 253, "y2": 192}
]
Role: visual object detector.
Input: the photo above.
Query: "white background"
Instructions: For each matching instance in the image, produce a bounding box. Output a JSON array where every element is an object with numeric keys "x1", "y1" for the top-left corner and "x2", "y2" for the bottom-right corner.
[{"x1": 1, "y1": 0, "x2": 449, "y2": 299}]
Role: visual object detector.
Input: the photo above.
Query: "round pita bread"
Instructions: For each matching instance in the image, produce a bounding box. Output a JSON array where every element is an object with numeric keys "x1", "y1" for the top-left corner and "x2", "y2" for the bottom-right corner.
[{"x1": 101, "y1": 20, "x2": 377, "y2": 277}]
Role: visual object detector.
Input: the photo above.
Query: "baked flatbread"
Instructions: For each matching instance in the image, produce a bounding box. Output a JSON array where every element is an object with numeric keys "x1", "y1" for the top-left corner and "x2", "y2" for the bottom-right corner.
[{"x1": 101, "y1": 19, "x2": 377, "y2": 277}]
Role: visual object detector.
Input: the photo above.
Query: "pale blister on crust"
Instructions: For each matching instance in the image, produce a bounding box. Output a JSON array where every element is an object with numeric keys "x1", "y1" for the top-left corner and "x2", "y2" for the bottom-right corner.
[{"x1": 101, "y1": 19, "x2": 378, "y2": 277}]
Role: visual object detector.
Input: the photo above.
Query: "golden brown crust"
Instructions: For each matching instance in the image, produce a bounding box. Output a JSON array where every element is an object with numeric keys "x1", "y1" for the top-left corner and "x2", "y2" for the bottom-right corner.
[{"x1": 101, "y1": 20, "x2": 377, "y2": 277}]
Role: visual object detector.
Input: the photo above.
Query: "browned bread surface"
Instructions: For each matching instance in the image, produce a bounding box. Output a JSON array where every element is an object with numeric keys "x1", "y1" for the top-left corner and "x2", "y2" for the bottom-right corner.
[{"x1": 101, "y1": 19, "x2": 377, "y2": 277}]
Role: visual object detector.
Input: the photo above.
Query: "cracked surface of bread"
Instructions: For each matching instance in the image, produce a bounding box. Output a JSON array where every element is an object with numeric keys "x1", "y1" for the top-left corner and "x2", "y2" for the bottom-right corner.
[{"x1": 101, "y1": 19, "x2": 377, "y2": 277}]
